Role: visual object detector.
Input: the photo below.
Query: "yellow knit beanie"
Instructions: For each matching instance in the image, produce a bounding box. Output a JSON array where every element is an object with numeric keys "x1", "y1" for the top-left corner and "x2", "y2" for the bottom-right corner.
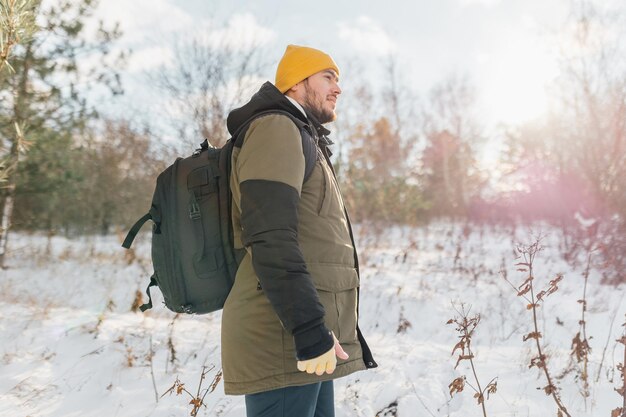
[{"x1": 275, "y1": 45, "x2": 340, "y2": 93}]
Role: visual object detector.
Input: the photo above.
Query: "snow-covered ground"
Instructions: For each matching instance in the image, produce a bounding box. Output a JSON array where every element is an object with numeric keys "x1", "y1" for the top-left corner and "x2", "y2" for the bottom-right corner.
[{"x1": 0, "y1": 223, "x2": 624, "y2": 417}]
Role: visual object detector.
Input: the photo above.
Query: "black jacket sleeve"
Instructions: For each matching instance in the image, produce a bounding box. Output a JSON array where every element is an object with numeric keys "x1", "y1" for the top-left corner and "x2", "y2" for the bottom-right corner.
[{"x1": 240, "y1": 179, "x2": 334, "y2": 360}]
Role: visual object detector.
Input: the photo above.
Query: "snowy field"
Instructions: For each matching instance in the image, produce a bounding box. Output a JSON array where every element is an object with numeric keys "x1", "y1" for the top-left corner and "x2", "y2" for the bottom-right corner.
[{"x1": 0, "y1": 223, "x2": 624, "y2": 417}]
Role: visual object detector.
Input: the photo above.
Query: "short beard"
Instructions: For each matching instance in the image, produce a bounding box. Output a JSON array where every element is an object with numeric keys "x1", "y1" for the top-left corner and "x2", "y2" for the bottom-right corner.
[{"x1": 302, "y1": 80, "x2": 336, "y2": 124}]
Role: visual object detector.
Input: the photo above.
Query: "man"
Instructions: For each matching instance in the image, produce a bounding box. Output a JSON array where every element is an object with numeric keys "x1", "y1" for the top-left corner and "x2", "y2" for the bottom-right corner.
[{"x1": 222, "y1": 45, "x2": 377, "y2": 417}]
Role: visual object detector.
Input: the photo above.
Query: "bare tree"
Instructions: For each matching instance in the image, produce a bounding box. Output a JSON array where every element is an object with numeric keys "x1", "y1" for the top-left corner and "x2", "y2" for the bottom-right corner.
[
  {"x1": 153, "y1": 34, "x2": 266, "y2": 149},
  {"x1": 419, "y1": 75, "x2": 483, "y2": 217},
  {"x1": 82, "y1": 120, "x2": 167, "y2": 235},
  {"x1": 339, "y1": 56, "x2": 426, "y2": 225},
  {"x1": 557, "y1": 0, "x2": 626, "y2": 212}
]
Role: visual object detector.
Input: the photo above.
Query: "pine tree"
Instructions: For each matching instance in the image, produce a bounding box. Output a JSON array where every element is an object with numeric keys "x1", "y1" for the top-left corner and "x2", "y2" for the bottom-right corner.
[
  {"x1": 0, "y1": 0, "x2": 123, "y2": 266},
  {"x1": 0, "y1": 0, "x2": 36, "y2": 75}
]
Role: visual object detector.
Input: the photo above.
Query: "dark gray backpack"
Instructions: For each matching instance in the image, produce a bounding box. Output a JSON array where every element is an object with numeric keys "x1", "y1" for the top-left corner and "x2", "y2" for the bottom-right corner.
[{"x1": 122, "y1": 110, "x2": 313, "y2": 314}]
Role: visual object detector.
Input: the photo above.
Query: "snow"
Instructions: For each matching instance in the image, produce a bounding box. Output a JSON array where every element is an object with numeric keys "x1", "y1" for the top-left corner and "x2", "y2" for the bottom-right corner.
[{"x1": 0, "y1": 224, "x2": 624, "y2": 417}]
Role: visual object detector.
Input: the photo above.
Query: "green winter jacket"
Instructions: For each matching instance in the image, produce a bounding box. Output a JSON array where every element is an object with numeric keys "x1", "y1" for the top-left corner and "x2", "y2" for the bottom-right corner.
[{"x1": 221, "y1": 82, "x2": 376, "y2": 395}]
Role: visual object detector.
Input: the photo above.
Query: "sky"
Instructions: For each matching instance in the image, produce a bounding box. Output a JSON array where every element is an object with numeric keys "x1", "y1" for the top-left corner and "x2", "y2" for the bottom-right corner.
[{"x1": 88, "y1": 0, "x2": 623, "y2": 132}]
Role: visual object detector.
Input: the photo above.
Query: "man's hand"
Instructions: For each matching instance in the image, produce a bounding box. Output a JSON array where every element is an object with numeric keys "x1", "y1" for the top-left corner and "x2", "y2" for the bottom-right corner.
[{"x1": 296, "y1": 332, "x2": 349, "y2": 376}]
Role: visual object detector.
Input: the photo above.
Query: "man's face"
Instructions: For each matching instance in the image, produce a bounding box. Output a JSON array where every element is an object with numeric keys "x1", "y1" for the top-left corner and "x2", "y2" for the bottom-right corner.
[{"x1": 299, "y1": 69, "x2": 341, "y2": 124}]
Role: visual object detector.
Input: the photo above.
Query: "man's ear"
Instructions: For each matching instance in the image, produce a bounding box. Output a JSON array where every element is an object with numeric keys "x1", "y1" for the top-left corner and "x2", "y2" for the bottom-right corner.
[{"x1": 286, "y1": 80, "x2": 304, "y2": 96}]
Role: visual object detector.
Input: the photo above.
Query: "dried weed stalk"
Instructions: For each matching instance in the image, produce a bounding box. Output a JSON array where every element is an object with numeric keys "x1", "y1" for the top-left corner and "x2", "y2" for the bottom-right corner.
[
  {"x1": 149, "y1": 335, "x2": 158, "y2": 403},
  {"x1": 501, "y1": 239, "x2": 572, "y2": 417},
  {"x1": 375, "y1": 399, "x2": 399, "y2": 417},
  {"x1": 447, "y1": 304, "x2": 497, "y2": 417},
  {"x1": 130, "y1": 290, "x2": 144, "y2": 312},
  {"x1": 162, "y1": 365, "x2": 222, "y2": 416},
  {"x1": 89, "y1": 299, "x2": 116, "y2": 338},
  {"x1": 597, "y1": 301, "x2": 623, "y2": 384},
  {"x1": 571, "y1": 251, "x2": 593, "y2": 402},
  {"x1": 125, "y1": 345, "x2": 137, "y2": 367},
  {"x1": 612, "y1": 316, "x2": 626, "y2": 417},
  {"x1": 397, "y1": 307, "x2": 412, "y2": 334},
  {"x1": 166, "y1": 314, "x2": 180, "y2": 372}
]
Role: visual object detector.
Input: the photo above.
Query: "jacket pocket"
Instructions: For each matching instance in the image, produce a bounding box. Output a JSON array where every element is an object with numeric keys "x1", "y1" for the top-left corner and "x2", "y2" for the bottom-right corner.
[
  {"x1": 307, "y1": 263, "x2": 359, "y2": 343},
  {"x1": 318, "y1": 162, "x2": 334, "y2": 217}
]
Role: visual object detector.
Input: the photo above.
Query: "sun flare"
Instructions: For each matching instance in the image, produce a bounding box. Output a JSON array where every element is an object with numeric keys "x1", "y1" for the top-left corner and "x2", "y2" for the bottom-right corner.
[{"x1": 480, "y1": 38, "x2": 559, "y2": 125}]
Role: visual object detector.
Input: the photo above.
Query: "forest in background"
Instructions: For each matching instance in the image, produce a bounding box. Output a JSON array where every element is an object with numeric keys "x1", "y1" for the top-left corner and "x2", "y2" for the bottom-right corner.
[{"x1": 0, "y1": 0, "x2": 625, "y2": 282}]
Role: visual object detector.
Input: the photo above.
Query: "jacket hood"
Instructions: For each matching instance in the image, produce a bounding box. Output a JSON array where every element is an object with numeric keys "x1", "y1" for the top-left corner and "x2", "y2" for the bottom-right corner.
[{"x1": 227, "y1": 82, "x2": 309, "y2": 136}]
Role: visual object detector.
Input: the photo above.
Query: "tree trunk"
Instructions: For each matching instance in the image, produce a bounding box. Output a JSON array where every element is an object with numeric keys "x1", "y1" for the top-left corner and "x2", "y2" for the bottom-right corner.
[
  {"x1": 0, "y1": 128, "x2": 23, "y2": 268},
  {"x1": 0, "y1": 186, "x2": 15, "y2": 268},
  {"x1": 441, "y1": 132, "x2": 452, "y2": 210},
  {"x1": 0, "y1": 135, "x2": 21, "y2": 268},
  {"x1": 0, "y1": 42, "x2": 32, "y2": 268}
]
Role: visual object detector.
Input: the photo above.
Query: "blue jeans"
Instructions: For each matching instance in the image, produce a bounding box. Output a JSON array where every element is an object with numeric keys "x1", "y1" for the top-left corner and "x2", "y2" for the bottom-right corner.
[{"x1": 244, "y1": 381, "x2": 335, "y2": 417}]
